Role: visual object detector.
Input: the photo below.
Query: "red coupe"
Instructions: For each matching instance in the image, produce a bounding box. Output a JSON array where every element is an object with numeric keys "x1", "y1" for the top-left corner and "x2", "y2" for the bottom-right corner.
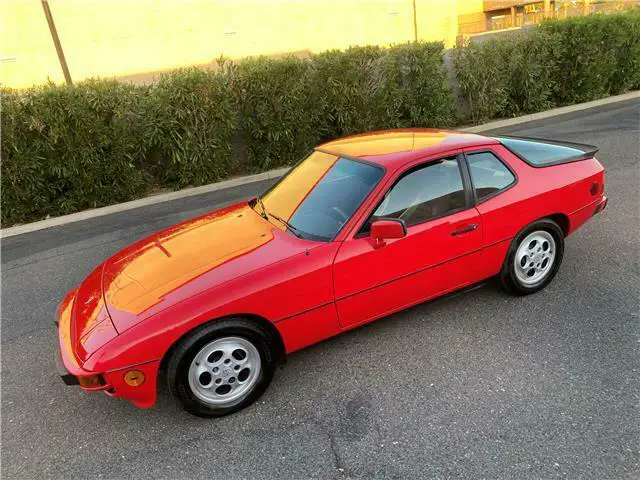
[{"x1": 55, "y1": 130, "x2": 607, "y2": 417}]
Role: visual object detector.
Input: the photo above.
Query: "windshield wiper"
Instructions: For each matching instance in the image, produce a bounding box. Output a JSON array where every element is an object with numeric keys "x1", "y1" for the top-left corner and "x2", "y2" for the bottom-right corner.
[
  {"x1": 267, "y1": 212, "x2": 304, "y2": 238},
  {"x1": 254, "y1": 196, "x2": 268, "y2": 220},
  {"x1": 253, "y1": 196, "x2": 303, "y2": 238}
]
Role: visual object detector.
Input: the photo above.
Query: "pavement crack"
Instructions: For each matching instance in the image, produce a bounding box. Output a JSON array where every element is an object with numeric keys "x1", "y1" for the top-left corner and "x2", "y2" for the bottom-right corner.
[
  {"x1": 327, "y1": 430, "x2": 344, "y2": 476},
  {"x1": 310, "y1": 417, "x2": 347, "y2": 479}
]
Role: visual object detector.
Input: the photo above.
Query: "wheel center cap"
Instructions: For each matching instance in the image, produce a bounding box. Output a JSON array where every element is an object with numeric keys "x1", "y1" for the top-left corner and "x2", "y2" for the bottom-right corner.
[{"x1": 221, "y1": 368, "x2": 233, "y2": 378}]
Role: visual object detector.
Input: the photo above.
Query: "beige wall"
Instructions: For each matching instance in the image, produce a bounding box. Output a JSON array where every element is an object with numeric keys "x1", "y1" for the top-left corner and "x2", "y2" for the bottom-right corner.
[{"x1": 1, "y1": 0, "x2": 484, "y2": 88}]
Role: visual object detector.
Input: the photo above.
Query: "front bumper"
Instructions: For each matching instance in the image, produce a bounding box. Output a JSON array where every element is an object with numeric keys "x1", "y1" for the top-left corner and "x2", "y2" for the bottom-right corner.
[
  {"x1": 55, "y1": 342, "x2": 79, "y2": 386},
  {"x1": 54, "y1": 301, "x2": 78, "y2": 385},
  {"x1": 54, "y1": 292, "x2": 160, "y2": 408},
  {"x1": 54, "y1": 292, "x2": 110, "y2": 391}
]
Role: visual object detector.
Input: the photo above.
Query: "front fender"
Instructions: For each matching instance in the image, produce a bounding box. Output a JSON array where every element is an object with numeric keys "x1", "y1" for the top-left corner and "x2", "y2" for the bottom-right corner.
[{"x1": 103, "y1": 360, "x2": 160, "y2": 408}]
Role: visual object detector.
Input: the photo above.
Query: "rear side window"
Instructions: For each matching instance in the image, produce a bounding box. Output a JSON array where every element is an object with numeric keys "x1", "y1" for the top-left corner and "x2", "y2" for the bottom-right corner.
[
  {"x1": 466, "y1": 152, "x2": 515, "y2": 201},
  {"x1": 496, "y1": 137, "x2": 596, "y2": 166}
]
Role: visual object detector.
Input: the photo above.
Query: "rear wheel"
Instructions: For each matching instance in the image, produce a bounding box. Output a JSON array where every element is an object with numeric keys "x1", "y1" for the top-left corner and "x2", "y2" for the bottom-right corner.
[
  {"x1": 167, "y1": 318, "x2": 276, "y2": 417},
  {"x1": 500, "y1": 219, "x2": 564, "y2": 295}
]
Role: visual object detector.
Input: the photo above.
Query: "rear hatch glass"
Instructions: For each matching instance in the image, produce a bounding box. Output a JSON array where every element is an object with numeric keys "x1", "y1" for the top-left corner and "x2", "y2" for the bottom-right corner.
[{"x1": 495, "y1": 136, "x2": 598, "y2": 167}]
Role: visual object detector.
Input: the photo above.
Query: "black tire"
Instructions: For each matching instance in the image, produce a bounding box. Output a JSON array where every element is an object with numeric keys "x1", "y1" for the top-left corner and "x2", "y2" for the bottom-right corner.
[
  {"x1": 500, "y1": 219, "x2": 565, "y2": 296},
  {"x1": 166, "y1": 318, "x2": 276, "y2": 417}
]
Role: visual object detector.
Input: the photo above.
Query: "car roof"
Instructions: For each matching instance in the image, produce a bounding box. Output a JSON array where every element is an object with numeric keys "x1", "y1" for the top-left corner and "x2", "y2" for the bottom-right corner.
[{"x1": 317, "y1": 129, "x2": 499, "y2": 170}]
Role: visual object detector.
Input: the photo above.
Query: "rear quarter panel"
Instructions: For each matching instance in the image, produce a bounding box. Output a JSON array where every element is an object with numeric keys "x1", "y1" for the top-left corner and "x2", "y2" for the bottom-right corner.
[{"x1": 469, "y1": 144, "x2": 605, "y2": 278}]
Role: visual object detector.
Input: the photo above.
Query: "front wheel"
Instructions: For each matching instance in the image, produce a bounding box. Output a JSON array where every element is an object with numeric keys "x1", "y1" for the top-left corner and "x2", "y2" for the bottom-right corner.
[
  {"x1": 167, "y1": 318, "x2": 276, "y2": 417},
  {"x1": 500, "y1": 219, "x2": 565, "y2": 295}
]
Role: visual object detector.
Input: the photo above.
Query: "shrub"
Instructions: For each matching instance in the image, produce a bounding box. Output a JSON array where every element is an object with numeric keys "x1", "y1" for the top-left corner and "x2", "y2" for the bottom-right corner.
[
  {"x1": 310, "y1": 45, "x2": 388, "y2": 139},
  {"x1": 231, "y1": 42, "x2": 453, "y2": 171},
  {"x1": 454, "y1": 8, "x2": 640, "y2": 123},
  {"x1": 454, "y1": 30, "x2": 561, "y2": 122},
  {"x1": 453, "y1": 39, "x2": 511, "y2": 123},
  {"x1": 2, "y1": 9, "x2": 638, "y2": 227},
  {"x1": 311, "y1": 42, "x2": 453, "y2": 137},
  {"x1": 1, "y1": 80, "x2": 148, "y2": 225},
  {"x1": 380, "y1": 42, "x2": 454, "y2": 129},
  {"x1": 232, "y1": 55, "x2": 319, "y2": 170},
  {"x1": 610, "y1": 7, "x2": 640, "y2": 92},
  {"x1": 143, "y1": 67, "x2": 236, "y2": 187},
  {"x1": 502, "y1": 29, "x2": 559, "y2": 115},
  {"x1": 541, "y1": 8, "x2": 640, "y2": 102},
  {"x1": 1, "y1": 42, "x2": 453, "y2": 226}
]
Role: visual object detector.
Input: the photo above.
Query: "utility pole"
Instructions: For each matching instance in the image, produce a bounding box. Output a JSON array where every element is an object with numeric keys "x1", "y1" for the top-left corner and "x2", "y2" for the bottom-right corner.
[
  {"x1": 412, "y1": 0, "x2": 418, "y2": 42},
  {"x1": 41, "y1": 0, "x2": 72, "y2": 85}
]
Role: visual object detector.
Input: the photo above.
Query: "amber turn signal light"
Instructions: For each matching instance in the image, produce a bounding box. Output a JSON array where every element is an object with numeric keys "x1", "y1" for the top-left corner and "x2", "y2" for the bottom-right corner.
[
  {"x1": 77, "y1": 374, "x2": 106, "y2": 388},
  {"x1": 124, "y1": 370, "x2": 146, "y2": 387}
]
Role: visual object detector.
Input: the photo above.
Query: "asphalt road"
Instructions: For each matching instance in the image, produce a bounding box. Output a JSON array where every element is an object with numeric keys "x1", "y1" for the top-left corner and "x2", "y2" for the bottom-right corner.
[{"x1": 2, "y1": 100, "x2": 638, "y2": 479}]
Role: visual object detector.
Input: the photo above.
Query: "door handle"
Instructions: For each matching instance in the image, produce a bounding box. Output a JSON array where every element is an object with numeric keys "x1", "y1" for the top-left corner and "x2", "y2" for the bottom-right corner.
[{"x1": 451, "y1": 224, "x2": 478, "y2": 236}]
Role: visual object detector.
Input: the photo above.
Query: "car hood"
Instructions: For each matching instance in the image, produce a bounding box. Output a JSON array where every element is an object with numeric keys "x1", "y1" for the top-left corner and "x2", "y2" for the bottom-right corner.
[{"x1": 102, "y1": 201, "x2": 303, "y2": 333}]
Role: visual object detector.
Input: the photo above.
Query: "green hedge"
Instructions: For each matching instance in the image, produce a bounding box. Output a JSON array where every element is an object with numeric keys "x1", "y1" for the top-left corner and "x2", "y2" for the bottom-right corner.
[
  {"x1": 233, "y1": 43, "x2": 453, "y2": 171},
  {"x1": 1, "y1": 41, "x2": 452, "y2": 226},
  {"x1": 542, "y1": 8, "x2": 640, "y2": 103},
  {"x1": 233, "y1": 55, "x2": 320, "y2": 171},
  {"x1": 312, "y1": 43, "x2": 454, "y2": 137},
  {"x1": 1, "y1": 81, "x2": 149, "y2": 224},
  {"x1": 1, "y1": 70, "x2": 236, "y2": 225},
  {"x1": 454, "y1": 8, "x2": 640, "y2": 123},
  {"x1": 144, "y1": 68, "x2": 236, "y2": 187},
  {"x1": 2, "y1": 9, "x2": 639, "y2": 226}
]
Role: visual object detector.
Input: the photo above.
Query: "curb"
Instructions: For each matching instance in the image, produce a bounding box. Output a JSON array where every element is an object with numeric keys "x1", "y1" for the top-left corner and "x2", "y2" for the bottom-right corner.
[
  {"x1": 1, "y1": 167, "x2": 290, "y2": 239},
  {"x1": 2, "y1": 91, "x2": 637, "y2": 239},
  {"x1": 461, "y1": 90, "x2": 639, "y2": 133}
]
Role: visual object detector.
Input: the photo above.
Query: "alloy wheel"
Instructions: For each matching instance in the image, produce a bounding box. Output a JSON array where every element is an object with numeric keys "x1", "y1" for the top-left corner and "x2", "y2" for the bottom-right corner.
[
  {"x1": 188, "y1": 336, "x2": 261, "y2": 407},
  {"x1": 513, "y1": 230, "x2": 556, "y2": 286}
]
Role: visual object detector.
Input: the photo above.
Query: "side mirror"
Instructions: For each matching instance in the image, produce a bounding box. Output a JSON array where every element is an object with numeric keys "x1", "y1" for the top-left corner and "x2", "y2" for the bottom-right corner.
[{"x1": 370, "y1": 219, "x2": 407, "y2": 249}]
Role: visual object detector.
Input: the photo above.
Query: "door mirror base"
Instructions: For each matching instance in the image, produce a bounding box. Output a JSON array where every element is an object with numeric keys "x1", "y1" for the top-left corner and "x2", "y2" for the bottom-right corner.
[{"x1": 370, "y1": 219, "x2": 407, "y2": 248}]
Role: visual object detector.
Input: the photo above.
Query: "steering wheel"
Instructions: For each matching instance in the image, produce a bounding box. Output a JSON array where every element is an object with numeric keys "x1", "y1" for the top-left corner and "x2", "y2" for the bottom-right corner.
[{"x1": 376, "y1": 189, "x2": 423, "y2": 222}]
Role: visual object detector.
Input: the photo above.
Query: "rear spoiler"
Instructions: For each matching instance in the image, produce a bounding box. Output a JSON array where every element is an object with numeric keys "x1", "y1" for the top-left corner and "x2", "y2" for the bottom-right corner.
[{"x1": 493, "y1": 135, "x2": 599, "y2": 168}]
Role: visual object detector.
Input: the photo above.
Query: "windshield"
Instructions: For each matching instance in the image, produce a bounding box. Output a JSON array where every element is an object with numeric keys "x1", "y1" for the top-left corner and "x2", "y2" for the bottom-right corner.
[{"x1": 257, "y1": 151, "x2": 384, "y2": 241}]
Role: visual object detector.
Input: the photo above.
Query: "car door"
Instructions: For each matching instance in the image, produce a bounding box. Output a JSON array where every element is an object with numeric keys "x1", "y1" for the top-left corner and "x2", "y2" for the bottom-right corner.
[
  {"x1": 332, "y1": 153, "x2": 484, "y2": 330},
  {"x1": 462, "y1": 146, "x2": 519, "y2": 280}
]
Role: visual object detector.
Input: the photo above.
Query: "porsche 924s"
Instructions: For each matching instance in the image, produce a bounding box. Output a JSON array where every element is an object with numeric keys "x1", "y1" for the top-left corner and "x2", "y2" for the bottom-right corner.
[{"x1": 55, "y1": 130, "x2": 608, "y2": 417}]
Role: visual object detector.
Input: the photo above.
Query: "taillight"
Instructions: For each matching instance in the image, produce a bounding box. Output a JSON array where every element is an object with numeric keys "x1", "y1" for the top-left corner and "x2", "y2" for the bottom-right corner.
[{"x1": 590, "y1": 182, "x2": 599, "y2": 196}]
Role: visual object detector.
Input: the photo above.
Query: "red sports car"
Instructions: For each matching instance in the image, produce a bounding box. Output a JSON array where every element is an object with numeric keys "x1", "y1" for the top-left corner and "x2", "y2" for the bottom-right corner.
[{"x1": 55, "y1": 130, "x2": 607, "y2": 417}]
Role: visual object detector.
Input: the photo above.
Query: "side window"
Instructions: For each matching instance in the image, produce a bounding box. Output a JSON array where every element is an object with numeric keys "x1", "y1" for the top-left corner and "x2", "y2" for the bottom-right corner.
[
  {"x1": 364, "y1": 157, "x2": 466, "y2": 232},
  {"x1": 466, "y1": 151, "x2": 515, "y2": 201}
]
